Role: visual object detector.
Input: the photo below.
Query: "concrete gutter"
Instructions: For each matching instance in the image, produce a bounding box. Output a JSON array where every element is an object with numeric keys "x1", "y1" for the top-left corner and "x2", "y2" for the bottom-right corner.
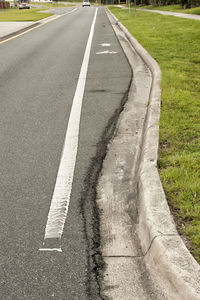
[{"x1": 106, "y1": 8, "x2": 200, "y2": 299}]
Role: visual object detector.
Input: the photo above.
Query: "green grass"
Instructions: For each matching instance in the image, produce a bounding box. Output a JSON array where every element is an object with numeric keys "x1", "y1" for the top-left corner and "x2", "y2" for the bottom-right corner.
[
  {"x1": 0, "y1": 8, "x2": 53, "y2": 21},
  {"x1": 31, "y1": 2, "x2": 75, "y2": 7},
  {"x1": 140, "y1": 4, "x2": 200, "y2": 15},
  {"x1": 0, "y1": 2, "x2": 75, "y2": 22},
  {"x1": 109, "y1": 7, "x2": 200, "y2": 263}
]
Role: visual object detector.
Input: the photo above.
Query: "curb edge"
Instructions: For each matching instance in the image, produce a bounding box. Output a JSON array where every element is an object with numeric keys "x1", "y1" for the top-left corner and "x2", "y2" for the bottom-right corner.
[{"x1": 106, "y1": 7, "x2": 200, "y2": 300}]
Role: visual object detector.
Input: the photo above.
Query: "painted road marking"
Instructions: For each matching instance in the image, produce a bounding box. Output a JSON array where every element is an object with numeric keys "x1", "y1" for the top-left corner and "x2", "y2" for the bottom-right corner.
[
  {"x1": 96, "y1": 50, "x2": 117, "y2": 54},
  {"x1": 0, "y1": 8, "x2": 77, "y2": 45},
  {"x1": 99, "y1": 43, "x2": 111, "y2": 47},
  {"x1": 39, "y1": 7, "x2": 98, "y2": 252},
  {"x1": 39, "y1": 248, "x2": 62, "y2": 252}
]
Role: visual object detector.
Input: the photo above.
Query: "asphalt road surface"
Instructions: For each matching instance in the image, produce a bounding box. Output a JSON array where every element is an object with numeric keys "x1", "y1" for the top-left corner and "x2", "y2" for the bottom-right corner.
[{"x1": 0, "y1": 6, "x2": 131, "y2": 299}]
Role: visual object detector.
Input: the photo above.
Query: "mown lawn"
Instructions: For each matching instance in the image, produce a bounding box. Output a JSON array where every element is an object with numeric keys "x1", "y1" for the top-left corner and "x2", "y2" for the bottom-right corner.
[
  {"x1": 109, "y1": 7, "x2": 200, "y2": 263},
  {"x1": 31, "y1": 2, "x2": 73, "y2": 6},
  {"x1": 139, "y1": 4, "x2": 200, "y2": 15},
  {"x1": 0, "y1": 2, "x2": 75, "y2": 22},
  {"x1": 0, "y1": 8, "x2": 53, "y2": 21}
]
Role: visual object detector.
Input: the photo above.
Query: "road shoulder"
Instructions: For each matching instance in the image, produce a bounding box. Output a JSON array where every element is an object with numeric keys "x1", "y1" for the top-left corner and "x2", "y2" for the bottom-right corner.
[
  {"x1": 98, "y1": 7, "x2": 200, "y2": 300},
  {"x1": 97, "y1": 8, "x2": 168, "y2": 300}
]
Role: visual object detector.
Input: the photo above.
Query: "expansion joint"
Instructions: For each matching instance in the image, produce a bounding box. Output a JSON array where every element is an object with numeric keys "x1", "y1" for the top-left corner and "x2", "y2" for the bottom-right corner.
[{"x1": 144, "y1": 233, "x2": 179, "y2": 257}]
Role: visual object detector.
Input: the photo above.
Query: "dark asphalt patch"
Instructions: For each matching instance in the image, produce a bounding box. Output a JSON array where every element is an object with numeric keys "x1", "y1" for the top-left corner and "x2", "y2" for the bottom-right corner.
[
  {"x1": 88, "y1": 89, "x2": 107, "y2": 93},
  {"x1": 80, "y1": 80, "x2": 132, "y2": 300}
]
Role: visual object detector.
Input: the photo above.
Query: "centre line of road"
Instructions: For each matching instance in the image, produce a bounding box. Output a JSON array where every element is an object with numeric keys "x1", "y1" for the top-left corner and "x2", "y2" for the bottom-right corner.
[
  {"x1": 0, "y1": 7, "x2": 77, "y2": 45},
  {"x1": 39, "y1": 7, "x2": 98, "y2": 252}
]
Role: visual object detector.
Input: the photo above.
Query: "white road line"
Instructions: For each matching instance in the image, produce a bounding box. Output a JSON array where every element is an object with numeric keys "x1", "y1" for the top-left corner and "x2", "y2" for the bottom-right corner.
[
  {"x1": 39, "y1": 8, "x2": 98, "y2": 250},
  {"x1": 96, "y1": 51, "x2": 117, "y2": 54},
  {"x1": 38, "y1": 248, "x2": 62, "y2": 252},
  {"x1": 99, "y1": 43, "x2": 111, "y2": 47}
]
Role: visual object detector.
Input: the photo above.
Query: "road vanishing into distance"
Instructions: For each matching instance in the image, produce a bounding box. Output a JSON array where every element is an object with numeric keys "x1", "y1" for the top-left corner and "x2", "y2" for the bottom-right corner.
[{"x1": 0, "y1": 6, "x2": 132, "y2": 299}]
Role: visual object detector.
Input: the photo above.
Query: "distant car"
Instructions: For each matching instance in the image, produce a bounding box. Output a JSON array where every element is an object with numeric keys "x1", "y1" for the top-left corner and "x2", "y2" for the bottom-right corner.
[
  {"x1": 19, "y1": 0, "x2": 30, "y2": 9},
  {"x1": 82, "y1": 0, "x2": 90, "y2": 7}
]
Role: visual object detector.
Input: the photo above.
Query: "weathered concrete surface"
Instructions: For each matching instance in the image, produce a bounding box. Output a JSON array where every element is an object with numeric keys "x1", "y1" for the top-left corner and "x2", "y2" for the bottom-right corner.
[
  {"x1": 97, "y1": 8, "x2": 200, "y2": 300},
  {"x1": 103, "y1": 257, "x2": 165, "y2": 300},
  {"x1": 0, "y1": 22, "x2": 35, "y2": 38},
  {"x1": 97, "y1": 10, "x2": 168, "y2": 300}
]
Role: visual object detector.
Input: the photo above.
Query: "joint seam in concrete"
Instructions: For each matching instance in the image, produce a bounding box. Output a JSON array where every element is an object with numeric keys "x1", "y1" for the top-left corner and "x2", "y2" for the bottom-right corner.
[
  {"x1": 103, "y1": 255, "x2": 143, "y2": 258},
  {"x1": 143, "y1": 234, "x2": 179, "y2": 257}
]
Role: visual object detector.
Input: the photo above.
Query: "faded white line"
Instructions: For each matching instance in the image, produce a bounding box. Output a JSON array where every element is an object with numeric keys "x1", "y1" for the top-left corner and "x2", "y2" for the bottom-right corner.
[
  {"x1": 96, "y1": 50, "x2": 117, "y2": 54},
  {"x1": 59, "y1": 7, "x2": 78, "y2": 18},
  {"x1": 99, "y1": 43, "x2": 111, "y2": 47},
  {"x1": 39, "y1": 8, "x2": 98, "y2": 250}
]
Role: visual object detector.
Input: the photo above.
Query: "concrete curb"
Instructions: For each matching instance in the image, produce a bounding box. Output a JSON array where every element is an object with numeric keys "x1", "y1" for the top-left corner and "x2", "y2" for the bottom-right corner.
[{"x1": 106, "y1": 8, "x2": 200, "y2": 299}]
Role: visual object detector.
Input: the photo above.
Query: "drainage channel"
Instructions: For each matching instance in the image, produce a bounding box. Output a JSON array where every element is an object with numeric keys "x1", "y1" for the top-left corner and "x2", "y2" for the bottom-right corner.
[{"x1": 96, "y1": 11, "x2": 169, "y2": 300}]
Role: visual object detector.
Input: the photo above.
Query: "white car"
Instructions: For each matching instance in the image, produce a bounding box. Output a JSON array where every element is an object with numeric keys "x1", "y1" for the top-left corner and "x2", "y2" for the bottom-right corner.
[{"x1": 82, "y1": 0, "x2": 90, "y2": 7}]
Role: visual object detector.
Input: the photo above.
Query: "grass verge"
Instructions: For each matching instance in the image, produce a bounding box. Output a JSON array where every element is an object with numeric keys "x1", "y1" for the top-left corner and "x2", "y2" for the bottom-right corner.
[
  {"x1": 31, "y1": 2, "x2": 74, "y2": 7},
  {"x1": 109, "y1": 7, "x2": 200, "y2": 263},
  {"x1": 139, "y1": 4, "x2": 200, "y2": 15},
  {"x1": 0, "y1": 8, "x2": 53, "y2": 21},
  {"x1": 0, "y1": 2, "x2": 75, "y2": 22}
]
